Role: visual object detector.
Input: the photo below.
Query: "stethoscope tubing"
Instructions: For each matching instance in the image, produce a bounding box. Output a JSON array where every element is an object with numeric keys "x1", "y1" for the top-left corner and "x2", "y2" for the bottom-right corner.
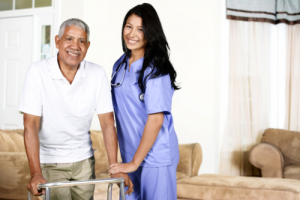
[
  {"x1": 110, "y1": 55, "x2": 145, "y2": 102},
  {"x1": 111, "y1": 56, "x2": 128, "y2": 88}
]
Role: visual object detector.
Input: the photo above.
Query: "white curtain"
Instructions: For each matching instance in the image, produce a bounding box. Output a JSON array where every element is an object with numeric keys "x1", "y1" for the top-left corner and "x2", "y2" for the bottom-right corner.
[
  {"x1": 219, "y1": 21, "x2": 272, "y2": 176},
  {"x1": 285, "y1": 25, "x2": 300, "y2": 131}
]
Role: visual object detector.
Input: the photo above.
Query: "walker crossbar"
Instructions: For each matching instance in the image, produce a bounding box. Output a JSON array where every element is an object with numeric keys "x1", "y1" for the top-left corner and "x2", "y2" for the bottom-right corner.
[{"x1": 27, "y1": 177, "x2": 126, "y2": 200}]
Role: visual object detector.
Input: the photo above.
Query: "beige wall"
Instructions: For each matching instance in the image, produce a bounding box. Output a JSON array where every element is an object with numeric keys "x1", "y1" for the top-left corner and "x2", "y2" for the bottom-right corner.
[{"x1": 60, "y1": 0, "x2": 223, "y2": 174}]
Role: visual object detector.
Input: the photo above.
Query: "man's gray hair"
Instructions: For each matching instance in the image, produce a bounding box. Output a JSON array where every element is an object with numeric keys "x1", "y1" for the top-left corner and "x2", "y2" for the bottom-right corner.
[{"x1": 58, "y1": 18, "x2": 90, "y2": 41}]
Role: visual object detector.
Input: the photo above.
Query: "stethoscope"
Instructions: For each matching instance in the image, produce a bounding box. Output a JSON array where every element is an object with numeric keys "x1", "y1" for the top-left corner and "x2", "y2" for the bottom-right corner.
[
  {"x1": 111, "y1": 55, "x2": 145, "y2": 102},
  {"x1": 111, "y1": 55, "x2": 128, "y2": 88}
]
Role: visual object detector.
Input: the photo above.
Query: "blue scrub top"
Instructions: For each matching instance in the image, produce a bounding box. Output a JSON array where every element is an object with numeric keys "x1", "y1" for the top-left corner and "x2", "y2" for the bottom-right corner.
[{"x1": 111, "y1": 54, "x2": 179, "y2": 167}]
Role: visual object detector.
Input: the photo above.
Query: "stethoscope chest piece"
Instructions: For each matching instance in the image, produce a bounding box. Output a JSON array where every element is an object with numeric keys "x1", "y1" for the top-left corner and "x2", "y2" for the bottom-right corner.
[{"x1": 139, "y1": 93, "x2": 145, "y2": 102}]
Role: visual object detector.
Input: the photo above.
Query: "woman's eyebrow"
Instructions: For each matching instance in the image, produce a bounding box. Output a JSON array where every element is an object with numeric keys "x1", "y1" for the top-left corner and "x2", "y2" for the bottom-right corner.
[{"x1": 126, "y1": 22, "x2": 142, "y2": 27}]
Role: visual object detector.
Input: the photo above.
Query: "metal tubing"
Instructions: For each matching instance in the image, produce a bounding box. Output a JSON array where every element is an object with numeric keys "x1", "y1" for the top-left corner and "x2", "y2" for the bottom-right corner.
[
  {"x1": 27, "y1": 191, "x2": 31, "y2": 200},
  {"x1": 107, "y1": 183, "x2": 113, "y2": 200},
  {"x1": 37, "y1": 178, "x2": 124, "y2": 189},
  {"x1": 120, "y1": 181, "x2": 126, "y2": 200},
  {"x1": 45, "y1": 187, "x2": 50, "y2": 200},
  {"x1": 27, "y1": 178, "x2": 126, "y2": 200}
]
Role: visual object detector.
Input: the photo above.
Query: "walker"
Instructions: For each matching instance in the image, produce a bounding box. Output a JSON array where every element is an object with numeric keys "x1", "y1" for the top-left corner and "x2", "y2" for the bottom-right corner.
[{"x1": 27, "y1": 177, "x2": 126, "y2": 200}]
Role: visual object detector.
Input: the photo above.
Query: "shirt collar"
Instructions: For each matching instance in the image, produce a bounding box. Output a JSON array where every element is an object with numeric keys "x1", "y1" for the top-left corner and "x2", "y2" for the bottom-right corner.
[
  {"x1": 48, "y1": 53, "x2": 86, "y2": 80},
  {"x1": 127, "y1": 56, "x2": 144, "y2": 72}
]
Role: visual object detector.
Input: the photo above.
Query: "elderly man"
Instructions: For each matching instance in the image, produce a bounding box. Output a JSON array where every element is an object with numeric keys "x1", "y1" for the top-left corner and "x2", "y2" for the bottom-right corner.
[{"x1": 19, "y1": 18, "x2": 133, "y2": 200}]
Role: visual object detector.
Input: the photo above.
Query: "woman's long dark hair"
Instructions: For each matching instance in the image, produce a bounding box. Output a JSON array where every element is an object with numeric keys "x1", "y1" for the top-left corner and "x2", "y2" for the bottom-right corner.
[{"x1": 121, "y1": 3, "x2": 180, "y2": 92}]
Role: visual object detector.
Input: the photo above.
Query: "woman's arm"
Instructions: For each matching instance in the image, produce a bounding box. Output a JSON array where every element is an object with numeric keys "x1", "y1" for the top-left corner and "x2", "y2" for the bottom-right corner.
[{"x1": 108, "y1": 112, "x2": 164, "y2": 174}]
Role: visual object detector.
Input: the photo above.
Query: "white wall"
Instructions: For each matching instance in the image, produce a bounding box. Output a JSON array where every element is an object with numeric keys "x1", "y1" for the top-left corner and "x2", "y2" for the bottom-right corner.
[{"x1": 60, "y1": 0, "x2": 224, "y2": 174}]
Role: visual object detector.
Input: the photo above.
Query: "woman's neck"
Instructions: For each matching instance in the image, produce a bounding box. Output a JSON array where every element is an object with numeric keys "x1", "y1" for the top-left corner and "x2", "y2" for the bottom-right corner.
[{"x1": 129, "y1": 49, "x2": 145, "y2": 70}]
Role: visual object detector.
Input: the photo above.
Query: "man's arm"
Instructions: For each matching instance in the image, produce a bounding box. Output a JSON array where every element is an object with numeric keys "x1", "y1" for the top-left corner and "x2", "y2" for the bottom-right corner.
[
  {"x1": 98, "y1": 112, "x2": 118, "y2": 165},
  {"x1": 98, "y1": 112, "x2": 133, "y2": 195},
  {"x1": 24, "y1": 113, "x2": 47, "y2": 196}
]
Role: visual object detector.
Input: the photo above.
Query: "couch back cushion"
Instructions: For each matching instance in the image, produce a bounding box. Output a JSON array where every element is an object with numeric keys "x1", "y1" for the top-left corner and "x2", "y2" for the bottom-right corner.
[
  {"x1": 90, "y1": 130, "x2": 122, "y2": 174},
  {"x1": 177, "y1": 143, "x2": 202, "y2": 177},
  {"x1": 0, "y1": 129, "x2": 25, "y2": 152},
  {"x1": 262, "y1": 129, "x2": 300, "y2": 166}
]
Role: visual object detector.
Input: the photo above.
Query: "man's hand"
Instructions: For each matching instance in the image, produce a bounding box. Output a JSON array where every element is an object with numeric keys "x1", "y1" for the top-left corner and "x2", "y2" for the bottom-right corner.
[
  {"x1": 111, "y1": 173, "x2": 134, "y2": 195},
  {"x1": 27, "y1": 174, "x2": 47, "y2": 196}
]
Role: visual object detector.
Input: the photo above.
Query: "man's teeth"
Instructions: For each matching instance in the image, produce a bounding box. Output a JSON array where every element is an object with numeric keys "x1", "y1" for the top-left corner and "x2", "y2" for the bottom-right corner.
[{"x1": 68, "y1": 52, "x2": 79, "y2": 56}]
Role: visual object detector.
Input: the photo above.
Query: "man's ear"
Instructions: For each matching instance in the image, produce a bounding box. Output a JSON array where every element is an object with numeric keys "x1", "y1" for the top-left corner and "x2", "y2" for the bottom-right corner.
[
  {"x1": 55, "y1": 35, "x2": 60, "y2": 49},
  {"x1": 87, "y1": 41, "x2": 90, "y2": 50}
]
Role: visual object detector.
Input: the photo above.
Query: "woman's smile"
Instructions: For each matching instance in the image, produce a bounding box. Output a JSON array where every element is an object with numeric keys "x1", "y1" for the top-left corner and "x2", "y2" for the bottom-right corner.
[{"x1": 127, "y1": 38, "x2": 139, "y2": 45}]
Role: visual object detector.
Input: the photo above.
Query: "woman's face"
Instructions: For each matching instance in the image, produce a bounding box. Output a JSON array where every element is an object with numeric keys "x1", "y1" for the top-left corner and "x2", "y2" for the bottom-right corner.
[{"x1": 123, "y1": 14, "x2": 147, "y2": 52}]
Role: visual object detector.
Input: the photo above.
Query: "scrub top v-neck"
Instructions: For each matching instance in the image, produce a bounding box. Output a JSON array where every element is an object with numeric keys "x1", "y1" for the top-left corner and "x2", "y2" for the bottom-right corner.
[{"x1": 111, "y1": 54, "x2": 179, "y2": 167}]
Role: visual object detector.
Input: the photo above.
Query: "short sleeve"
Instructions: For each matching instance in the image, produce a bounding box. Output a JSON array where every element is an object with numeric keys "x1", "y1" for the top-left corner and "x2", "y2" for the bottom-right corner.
[
  {"x1": 18, "y1": 65, "x2": 42, "y2": 116},
  {"x1": 144, "y1": 74, "x2": 174, "y2": 115},
  {"x1": 96, "y1": 68, "x2": 114, "y2": 114}
]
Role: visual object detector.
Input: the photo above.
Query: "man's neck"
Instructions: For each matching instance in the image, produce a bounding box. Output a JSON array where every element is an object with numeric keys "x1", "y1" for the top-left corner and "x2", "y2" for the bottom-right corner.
[{"x1": 57, "y1": 56, "x2": 79, "y2": 84}]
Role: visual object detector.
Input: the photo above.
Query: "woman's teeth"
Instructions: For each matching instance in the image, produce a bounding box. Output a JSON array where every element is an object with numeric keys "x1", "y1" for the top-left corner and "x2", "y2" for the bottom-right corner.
[{"x1": 128, "y1": 39, "x2": 138, "y2": 44}]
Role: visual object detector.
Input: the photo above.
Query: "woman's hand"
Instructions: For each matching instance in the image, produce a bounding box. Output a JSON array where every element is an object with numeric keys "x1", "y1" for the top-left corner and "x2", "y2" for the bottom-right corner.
[{"x1": 109, "y1": 162, "x2": 138, "y2": 174}]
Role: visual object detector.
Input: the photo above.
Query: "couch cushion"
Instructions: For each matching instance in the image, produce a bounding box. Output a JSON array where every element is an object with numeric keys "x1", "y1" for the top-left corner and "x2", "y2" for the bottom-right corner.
[
  {"x1": 90, "y1": 130, "x2": 122, "y2": 175},
  {"x1": 0, "y1": 129, "x2": 25, "y2": 152},
  {"x1": 177, "y1": 174, "x2": 300, "y2": 200},
  {"x1": 284, "y1": 165, "x2": 300, "y2": 180},
  {"x1": 90, "y1": 130, "x2": 110, "y2": 175},
  {"x1": 177, "y1": 143, "x2": 202, "y2": 177},
  {"x1": 0, "y1": 152, "x2": 30, "y2": 200},
  {"x1": 176, "y1": 171, "x2": 189, "y2": 180},
  {"x1": 262, "y1": 129, "x2": 300, "y2": 166}
]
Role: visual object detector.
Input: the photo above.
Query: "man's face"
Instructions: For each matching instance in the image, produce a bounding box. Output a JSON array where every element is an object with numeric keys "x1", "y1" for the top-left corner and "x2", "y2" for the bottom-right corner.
[{"x1": 55, "y1": 25, "x2": 90, "y2": 68}]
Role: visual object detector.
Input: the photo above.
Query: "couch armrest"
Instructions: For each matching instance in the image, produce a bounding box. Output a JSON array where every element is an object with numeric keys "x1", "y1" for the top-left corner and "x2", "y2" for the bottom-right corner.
[
  {"x1": 249, "y1": 143, "x2": 284, "y2": 178},
  {"x1": 177, "y1": 143, "x2": 202, "y2": 177},
  {"x1": 0, "y1": 152, "x2": 30, "y2": 199}
]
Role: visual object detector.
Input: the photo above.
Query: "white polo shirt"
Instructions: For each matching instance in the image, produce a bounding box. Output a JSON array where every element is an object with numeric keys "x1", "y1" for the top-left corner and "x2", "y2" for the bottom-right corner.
[{"x1": 19, "y1": 55, "x2": 113, "y2": 163}]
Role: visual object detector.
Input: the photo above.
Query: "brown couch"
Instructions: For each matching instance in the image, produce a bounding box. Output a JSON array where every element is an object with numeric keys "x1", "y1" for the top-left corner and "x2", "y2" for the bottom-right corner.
[
  {"x1": 177, "y1": 174, "x2": 300, "y2": 200},
  {"x1": 0, "y1": 129, "x2": 202, "y2": 200},
  {"x1": 249, "y1": 128, "x2": 300, "y2": 180}
]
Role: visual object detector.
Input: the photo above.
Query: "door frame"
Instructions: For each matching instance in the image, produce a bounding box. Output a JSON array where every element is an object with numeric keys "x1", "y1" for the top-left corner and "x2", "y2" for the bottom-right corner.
[{"x1": 0, "y1": 0, "x2": 60, "y2": 62}]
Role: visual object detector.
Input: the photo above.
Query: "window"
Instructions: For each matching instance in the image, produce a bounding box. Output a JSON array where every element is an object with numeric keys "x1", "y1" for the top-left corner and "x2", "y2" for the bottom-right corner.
[
  {"x1": 0, "y1": 0, "x2": 13, "y2": 11},
  {"x1": 41, "y1": 25, "x2": 51, "y2": 60},
  {"x1": 0, "y1": 0, "x2": 51, "y2": 11}
]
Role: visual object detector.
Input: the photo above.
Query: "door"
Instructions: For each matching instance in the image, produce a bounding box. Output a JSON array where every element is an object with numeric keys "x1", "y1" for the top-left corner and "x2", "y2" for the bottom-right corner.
[{"x1": 0, "y1": 16, "x2": 33, "y2": 129}]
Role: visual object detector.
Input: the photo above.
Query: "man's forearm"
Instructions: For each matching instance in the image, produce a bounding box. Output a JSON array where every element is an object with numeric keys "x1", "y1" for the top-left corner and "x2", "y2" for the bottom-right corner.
[
  {"x1": 98, "y1": 112, "x2": 118, "y2": 165},
  {"x1": 24, "y1": 123, "x2": 41, "y2": 175},
  {"x1": 102, "y1": 125, "x2": 118, "y2": 165}
]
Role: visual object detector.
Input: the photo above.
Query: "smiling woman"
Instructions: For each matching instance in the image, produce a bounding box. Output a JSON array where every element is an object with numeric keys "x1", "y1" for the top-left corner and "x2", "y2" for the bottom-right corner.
[{"x1": 109, "y1": 3, "x2": 180, "y2": 200}]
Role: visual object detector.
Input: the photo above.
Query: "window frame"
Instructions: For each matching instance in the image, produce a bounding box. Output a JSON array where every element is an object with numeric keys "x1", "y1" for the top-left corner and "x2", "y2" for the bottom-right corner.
[{"x1": 0, "y1": 0, "x2": 59, "y2": 62}]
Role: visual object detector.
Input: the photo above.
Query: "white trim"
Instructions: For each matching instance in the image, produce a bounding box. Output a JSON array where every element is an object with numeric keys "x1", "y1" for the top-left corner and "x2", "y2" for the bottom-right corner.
[{"x1": 53, "y1": 0, "x2": 60, "y2": 55}]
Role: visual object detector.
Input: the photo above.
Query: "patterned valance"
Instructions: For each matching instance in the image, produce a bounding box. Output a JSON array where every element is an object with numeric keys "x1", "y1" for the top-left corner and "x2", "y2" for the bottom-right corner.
[{"x1": 227, "y1": 0, "x2": 300, "y2": 25}]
